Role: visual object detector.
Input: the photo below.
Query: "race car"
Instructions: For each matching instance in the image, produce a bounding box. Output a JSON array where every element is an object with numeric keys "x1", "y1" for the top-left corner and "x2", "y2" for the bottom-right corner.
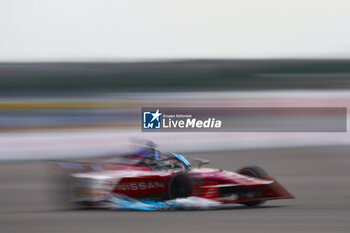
[{"x1": 59, "y1": 144, "x2": 294, "y2": 208}]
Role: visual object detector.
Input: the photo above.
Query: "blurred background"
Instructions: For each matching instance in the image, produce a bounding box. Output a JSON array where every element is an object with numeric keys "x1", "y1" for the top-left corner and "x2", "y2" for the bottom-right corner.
[{"x1": 1, "y1": 1, "x2": 350, "y2": 233}]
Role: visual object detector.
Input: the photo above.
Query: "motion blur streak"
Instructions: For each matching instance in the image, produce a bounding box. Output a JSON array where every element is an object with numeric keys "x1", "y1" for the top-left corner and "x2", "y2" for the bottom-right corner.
[
  {"x1": 1, "y1": 60, "x2": 350, "y2": 233},
  {"x1": 105, "y1": 195, "x2": 221, "y2": 211},
  {"x1": 1, "y1": 90, "x2": 350, "y2": 161},
  {"x1": 1, "y1": 147, "x2": 350, "y2": 233}
]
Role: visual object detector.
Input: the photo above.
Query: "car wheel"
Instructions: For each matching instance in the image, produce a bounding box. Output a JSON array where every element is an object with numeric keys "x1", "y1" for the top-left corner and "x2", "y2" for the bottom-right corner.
[
  {"x1": 237, "y1": 166, "x2": 269, "y2": 206},
  {"x1": 168, "y1": 173, "x2": 192, "y2": 199}
]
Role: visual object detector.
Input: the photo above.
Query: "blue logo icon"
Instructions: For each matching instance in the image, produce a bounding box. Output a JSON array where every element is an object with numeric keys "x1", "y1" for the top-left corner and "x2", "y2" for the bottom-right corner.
[{"x1": 143, "y1": 109, "x2": 162, "y2": 129}]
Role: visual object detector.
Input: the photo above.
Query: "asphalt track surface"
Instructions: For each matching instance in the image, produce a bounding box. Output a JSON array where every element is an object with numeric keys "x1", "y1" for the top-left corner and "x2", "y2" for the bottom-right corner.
[{"x1": 1, "y1": 146, "x2": 350, "y2": 233}]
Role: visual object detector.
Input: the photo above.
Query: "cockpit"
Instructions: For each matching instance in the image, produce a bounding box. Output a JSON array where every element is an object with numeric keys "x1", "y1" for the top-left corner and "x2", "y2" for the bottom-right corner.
[{"x1": 135, "y1": 144, "x2": 191, "y2": 170}]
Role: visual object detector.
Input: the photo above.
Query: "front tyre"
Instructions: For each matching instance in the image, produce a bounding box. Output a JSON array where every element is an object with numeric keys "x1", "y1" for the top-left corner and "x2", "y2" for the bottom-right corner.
[
  {"x1": 237, "y1": 166, "x2": 269, "y2": 206},
  {"x1": 168, "y1": 173, "x2": 192, "y2": 199}
]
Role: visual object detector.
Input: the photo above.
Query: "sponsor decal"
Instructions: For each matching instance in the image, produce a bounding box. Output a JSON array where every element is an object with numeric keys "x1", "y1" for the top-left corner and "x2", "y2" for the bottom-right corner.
[
  {"x1": 202, "y1": 181, "x2": 219, "y2": 198},
  {"x1": 116, "y1": 181, "x2": 165, "y2": 191}
]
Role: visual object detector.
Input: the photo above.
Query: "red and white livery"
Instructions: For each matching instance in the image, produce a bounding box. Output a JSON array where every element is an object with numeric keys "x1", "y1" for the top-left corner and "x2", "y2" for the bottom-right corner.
[{"x1": 63, "y1": 145, "x2": 294, "y2": 207}]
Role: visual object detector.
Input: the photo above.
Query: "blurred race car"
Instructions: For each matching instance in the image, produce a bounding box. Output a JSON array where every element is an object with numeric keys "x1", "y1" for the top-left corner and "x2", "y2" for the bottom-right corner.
[{"x1": 58, "y1": 143, "x2": 294, "y2": 208}]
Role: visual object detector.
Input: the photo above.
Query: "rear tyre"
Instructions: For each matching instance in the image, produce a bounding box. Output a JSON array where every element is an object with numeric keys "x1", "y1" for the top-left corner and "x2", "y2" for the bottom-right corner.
[
  {"x1": 237, "y1": 166, "x2": 269, "y2": 206},
  {"x1": 168, "y1": 173, "x2": 192, "y2": 199}
]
